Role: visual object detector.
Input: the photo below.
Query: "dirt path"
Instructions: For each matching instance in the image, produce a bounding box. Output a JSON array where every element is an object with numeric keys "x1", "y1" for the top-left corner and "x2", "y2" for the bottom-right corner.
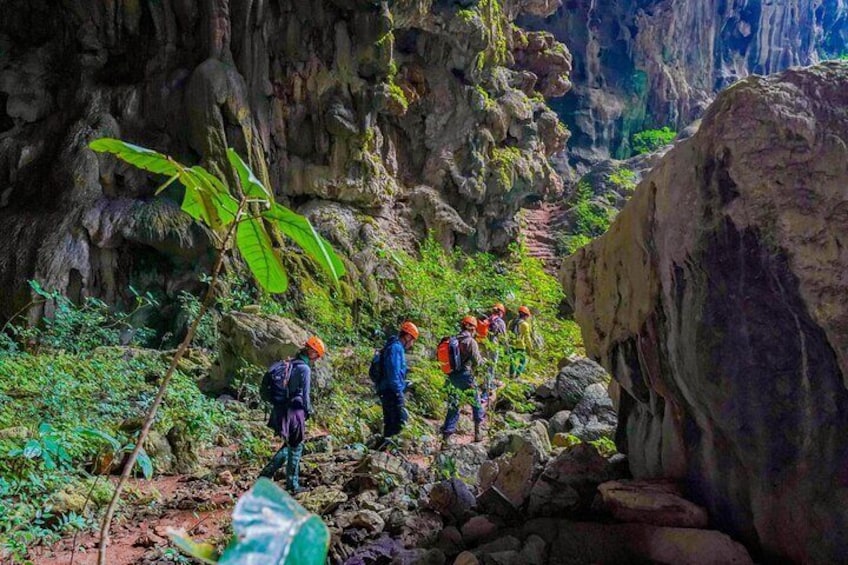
[
  {"x1": 32, "y1": 408, "x2": 492, "y2": 565},
  {"x1": 521, "y1": 202, "x2": 567, "y2": 275}
]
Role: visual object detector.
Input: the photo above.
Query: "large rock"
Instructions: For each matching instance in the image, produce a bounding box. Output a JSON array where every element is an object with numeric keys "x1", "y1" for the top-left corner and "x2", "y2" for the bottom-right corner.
[
  {"x1": 563, "y1": 63, "x2": 848, "y2": 562},
  {"x1": 566, "y1": 383, "x2": 617, "y2": 442},
  {"x1": 489, "y1": 421, "x2": 551, "y2": 462},
  {"x1": 527, "y1": 443, "x2": 615, "y2": 518},
  {"x1": 436, "y1": 443, "x2": 489, "y2": 483},
  {"x1": 427, "y1": 478, "x2": 476, "y2": 523},
  {"x1": 551, "y1": 357, "x2": 610, "y2": 411},
  {"x1": 598, "y1": 479, "x2": 708, "y2": 528},
  {"x1": 545, "y1": 521, "x2": 753, "y2": 565},
  {"x1": 209, "y1": 312, "x2": 310, "y2": 391}
]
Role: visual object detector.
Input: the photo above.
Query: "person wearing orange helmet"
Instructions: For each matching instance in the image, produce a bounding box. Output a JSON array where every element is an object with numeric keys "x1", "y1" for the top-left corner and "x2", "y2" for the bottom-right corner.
[
  {"x1": 442, "y1": 316, "x2": 486, "y2": 444},
  {"x1": 259, "y1": 335, "x2": 326, "y2": 492},
  {"x1": 371, "y1": 321, "x2": 420, "y2": 445},
  {"x1": 509, "y1": 306, "x2": 533, "y2": 379},
  {"x1": 481, "y1": 303, "x2": 509, "y2": 403}
]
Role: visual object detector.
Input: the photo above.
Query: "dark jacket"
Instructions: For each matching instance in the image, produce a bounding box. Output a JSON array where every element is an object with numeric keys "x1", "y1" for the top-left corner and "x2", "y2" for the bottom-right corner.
[
  {"x1": 378, "y1": 335, "x2": 408, "y2": 395},
  {"x1": 457, "y1": 329, "x2": 483, "y2": 374},
  {"x1": 283, "y1": 354, "x2": 313, "y2": 416}
]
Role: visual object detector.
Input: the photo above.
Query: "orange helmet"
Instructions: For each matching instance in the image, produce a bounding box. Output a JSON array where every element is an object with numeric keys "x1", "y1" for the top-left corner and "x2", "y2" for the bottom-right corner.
[
  {"x1": 305, "y1": 335, "x2": 326, "y2": 357},
  {"x1": 461, "y1": 315, "x2": 478, "y2": 330},
  {"x1": 492, "y1": 303, "x2": 506, "y2": 315},
  {"x1": 518, "y1": 306, "x2": 531, "y2": 317},
  {"x1": 400, "y1": 321, "x2": 420, "y2": 340}
]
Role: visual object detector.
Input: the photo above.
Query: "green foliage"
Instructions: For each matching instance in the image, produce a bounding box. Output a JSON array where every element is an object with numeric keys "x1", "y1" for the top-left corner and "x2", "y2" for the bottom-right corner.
[
  {"x1": 171, "y1": 478, "x2": 329, "y2": 564},
  {"x1": 631, "y1": 126, "x2": 676, "y2": 155},
  {"x1": 89, "y1": 140, "x2": 344, "y2": 293},
  {"x1": 0, "y1": 348, "x2": 251, "y2": 559},
  {"x1": 589, "y1": 436, "x2": 618, "y2": 457},
  {"x1": 386, "y1": 81, "x2": 409, "y2": 112},
  {"x1": 8, "y1": 280, "x2": 158, "y2": 353},
  {"x1": 608, "y1": 168, "x2": 637, "y2": 193},
  {"x1": 489, "y1": 146, "x2": 526, "y2": 190}
]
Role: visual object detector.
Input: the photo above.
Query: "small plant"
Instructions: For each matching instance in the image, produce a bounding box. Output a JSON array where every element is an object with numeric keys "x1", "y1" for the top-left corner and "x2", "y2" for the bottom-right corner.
[
  {"x1": 608, "y1": 167, "x2": 637, "y2": 193},
  {"x1": 87, "y1": 138, "x2": 345, "y2": 564},
  {"x1": 434, "y1": 453, "x2": 458, "y2": 481},
  {"x1": 589, "y1": 436, "x2": 618, "y2": 457},
  {"x1": 631, "y1": 126, "x2": 676, "y2": 155}
]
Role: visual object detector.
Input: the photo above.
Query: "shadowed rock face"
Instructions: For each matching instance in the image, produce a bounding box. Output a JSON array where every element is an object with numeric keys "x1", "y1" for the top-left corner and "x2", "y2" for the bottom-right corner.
[
  {"x1": 562, "y1": 62, "x2": 848, "y2": 562},
  {"x1": 0, "y1": 0, "x2": 571, "y2": 322},
  {"x1": 522, "y1": 0, "x2": 848, "y2": 169}
]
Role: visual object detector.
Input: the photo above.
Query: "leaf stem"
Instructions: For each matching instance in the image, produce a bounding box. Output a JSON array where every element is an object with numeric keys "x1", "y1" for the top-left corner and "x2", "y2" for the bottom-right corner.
[{"x1": 96, "y1": 196, "x2": 248, "y2": 565}]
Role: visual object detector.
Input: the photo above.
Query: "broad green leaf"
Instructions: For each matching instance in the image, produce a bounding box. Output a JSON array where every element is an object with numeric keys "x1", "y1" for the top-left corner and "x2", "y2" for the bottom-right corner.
[
  {"x1": 74, "y1": 427, "x2": 122, "y2": 452},
  {"x1": 227, "y1": 149, "x2": 272, "y2": 201},
  {"x1": 89, "y1": 138, "x2": 179, "y2": 177},
  {"x1": 217, "y1": 478, "x2": 329, "y2": 565},
  {"x1": 135, "y1": 447, "x2": 154, "y2": 479},
  {"x1": 237, "y1": 218, "x2": 288, "y2": 293},
  {"x1": 23, "y1": 439, "x2": 42, "y2": 459},
  {"x1": 262, "y1": 204, "x2": 345, "y2": 282},
  {"x1": 169, "y1": 530, "x2": 220, "y2": 564}
]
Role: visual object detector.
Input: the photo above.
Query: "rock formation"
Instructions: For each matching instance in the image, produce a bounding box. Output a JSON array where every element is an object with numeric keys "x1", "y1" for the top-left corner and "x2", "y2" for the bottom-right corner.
[
  {"x1": 522, "y1": 0, "x2": 848, "y2": 169},
  {"x1": 0, "y1": 0, "x2": 571, "y2": 323},
  {"x1": 563, "y1": 62, "x2": 848, "y2": 562}
]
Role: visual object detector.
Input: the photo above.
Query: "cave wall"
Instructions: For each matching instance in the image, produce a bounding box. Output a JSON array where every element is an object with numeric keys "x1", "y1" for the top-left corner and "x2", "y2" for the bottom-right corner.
[
  {"x1": 0, "y1": 0, "x2": 572, "y2": 322},
  {"x1": 562, "y1": 61, "x2": 848, "y2": 562},
  {"x1": 522, "y1": 0, "x2": 848, "y2": 170}
]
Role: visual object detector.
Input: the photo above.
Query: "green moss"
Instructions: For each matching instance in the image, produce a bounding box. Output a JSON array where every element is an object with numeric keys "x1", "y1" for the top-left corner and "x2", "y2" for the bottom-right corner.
[
  {"x1": 387, "y1": 81, "x2": 409, "y2": 112},
  {"x1": 490, "y1": 146, "x2": 524, "y2": 190},
  {"x1": 471, "y1": 0, "x2": 508, "y2": 71},
  {"x1": 474, "y1": 85, "x2": 496, "y2": 110}
]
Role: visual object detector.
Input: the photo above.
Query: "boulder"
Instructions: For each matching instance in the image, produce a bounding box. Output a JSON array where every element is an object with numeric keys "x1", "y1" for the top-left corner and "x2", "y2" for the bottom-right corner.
[
  {"x1": 566, "y1": 383, "x2": 617, "y2": 441},
  {"x1": 547, "y1": 410, "x2": 571, "y2": 437},
  {"x1": 598, "y1": 479, "x2": 708, "y2": 528},
  {"x1": 166, "y1": 424, "x2": 201, "y2": 475},
  {"x1": 296, "y1": 485, "x2": 348, "y2": 515},
  {"x1": 527, "y1": 443, "x2": 614, "y2": 517},
  {"x1": 488, "y1": 420, "x2": 551, "y2": 462},
  {"x1": 143, "y1": 430, "x2": 174, "y2": 474},
  {"x1": 461, "y1": 515, "x2": 499, "y2": 545},
  {"x1": 550, "y1": 433, "x2": 579, "y2": 449},
  {"x1": 351, "y1": 509, "x2": 386, "y2": 534},
  {"x1": 454, "y1": 551, "x2": 480, "y2": 565},
  {"x1": 437, "y1": 443, "x2": 489, "y2": 482},
  {"x1": 479, "y1": 441, "x2": 544, "y2": 511},
  {"x1": 519, "y1": 534, "x2": 547, "y2": 565},
  {"x1": 397, "y1": 511, "x2": 443, "y2": 548},
  {"x1": 427, "y1": 478, "x2": 477, "y2": 523},
  {"x1": 549, "y1": 357, "x2": 610, "y2": 412},
  {"x1": 545, "y1": 521, "x2": 753, "y2": 564},
  {"x1": 563, "y1": 63, "x2": 848, "y2": 561},
  {"x1": 209, "y1": 312, "x2": 310, "y2": 391}
]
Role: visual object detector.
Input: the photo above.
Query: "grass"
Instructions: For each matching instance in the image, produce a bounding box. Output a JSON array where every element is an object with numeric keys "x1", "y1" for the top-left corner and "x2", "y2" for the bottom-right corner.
[{"x1": 631, "y1": 126, "x2": 676, "y2": 155}]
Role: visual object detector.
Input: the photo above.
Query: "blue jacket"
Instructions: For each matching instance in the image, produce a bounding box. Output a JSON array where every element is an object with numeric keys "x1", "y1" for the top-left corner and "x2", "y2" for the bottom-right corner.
[
  {"x1": 378, "y1": 335, "x2": 408, "y2": 395},
  {"x1": 283, "y1": 355, "x2": 313, "y2": 415}
]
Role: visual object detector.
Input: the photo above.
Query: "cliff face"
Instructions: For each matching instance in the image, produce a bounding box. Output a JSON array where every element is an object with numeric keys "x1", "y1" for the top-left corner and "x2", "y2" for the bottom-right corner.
[
  {"x1": 522, "y1": 0, "x2": 848, "y2": 168},
  {"x1": 562, "y1": 62, "x2": 848, "y2": 562},
  {"x1": 0, "y1": 0, "x2": 571, "y2": 322}
]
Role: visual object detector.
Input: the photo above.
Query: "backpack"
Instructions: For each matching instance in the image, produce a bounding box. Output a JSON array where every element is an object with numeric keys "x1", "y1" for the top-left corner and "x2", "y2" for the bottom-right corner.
[
  {"x1": 436, "y1": 336, "x2": 462, "y2": 374},
  {"x1": 369, "y1": 348, "x2": 385, "y2": 388},
  {"x1": 260, "y1": 359, "x2": 294, "y2": 404}
]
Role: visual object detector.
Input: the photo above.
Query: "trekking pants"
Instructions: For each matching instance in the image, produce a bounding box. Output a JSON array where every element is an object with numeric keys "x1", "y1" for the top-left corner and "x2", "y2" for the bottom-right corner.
[
  {"x1": 380, "y1": 390, "x2": 408, "y2": 438},
  {"x1": 442, "y1": 370, "x2": 484, "y2": 435},
  {"x1": 260, "y1": 404, "x2": 306, "y2": 490}
]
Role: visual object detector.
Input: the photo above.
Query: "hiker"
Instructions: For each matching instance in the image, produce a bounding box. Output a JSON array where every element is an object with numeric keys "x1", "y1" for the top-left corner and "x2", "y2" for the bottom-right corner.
[
  {"x1": 372, "y1": 321, "x2": 420, "y2": 445},
  {"x1": 509, "y1": 306, "x2": 533, "y2": 379},
  {"x1": 258, "y1": 335, "x2": 326, "y2": 493},
  {"x1": 481, "y1": 303, "x2": 508, "y2": 403},
  {"x1": 441, "y1": 316, "x2": 485, "y2": 444}
]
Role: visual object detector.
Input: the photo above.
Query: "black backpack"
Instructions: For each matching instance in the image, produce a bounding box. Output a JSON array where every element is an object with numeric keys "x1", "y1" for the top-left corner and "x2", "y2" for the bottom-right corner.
[
  {"x1": 369, "y1": 348, "x2": 385, "y2": 388},
  {"x1": 260, "y1": 359, "x2": 294, "y2": 404}
]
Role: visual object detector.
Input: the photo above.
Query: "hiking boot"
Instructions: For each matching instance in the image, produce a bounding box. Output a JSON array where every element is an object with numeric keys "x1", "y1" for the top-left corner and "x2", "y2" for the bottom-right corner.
[
  {"x1": 258, "y1": 446, "x2": 288, "y2": 480},
  {"x1": 441, "y1": 433, "x2": 454, "y2": 447},
  {"x1": 474, "y1": 423, "x2": 483, "y2": 443}
]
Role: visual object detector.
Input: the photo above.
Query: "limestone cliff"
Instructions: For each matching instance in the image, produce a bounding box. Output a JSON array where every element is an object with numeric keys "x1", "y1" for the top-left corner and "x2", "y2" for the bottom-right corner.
[
  {"x1": 563, "y1": 62, "x2": 848, "y2": 562},
  {"x1": 523, "y1": 0, "x2": 848, "y2": 169},
  {"x1": 0, "y1": 0, "x2": 571, "y2": 322}
]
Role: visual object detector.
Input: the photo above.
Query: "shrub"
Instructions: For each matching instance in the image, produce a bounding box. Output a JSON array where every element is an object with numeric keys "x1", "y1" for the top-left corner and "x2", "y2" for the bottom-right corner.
[{"x1": 631, "y1": 126, "x2": 676, "y2": 155}]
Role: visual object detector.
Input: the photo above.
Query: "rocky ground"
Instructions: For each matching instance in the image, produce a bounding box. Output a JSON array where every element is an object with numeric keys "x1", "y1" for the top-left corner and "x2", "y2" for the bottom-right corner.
[{"x1": 33, "y1": 358, "x2": 753, "y2": 565}]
